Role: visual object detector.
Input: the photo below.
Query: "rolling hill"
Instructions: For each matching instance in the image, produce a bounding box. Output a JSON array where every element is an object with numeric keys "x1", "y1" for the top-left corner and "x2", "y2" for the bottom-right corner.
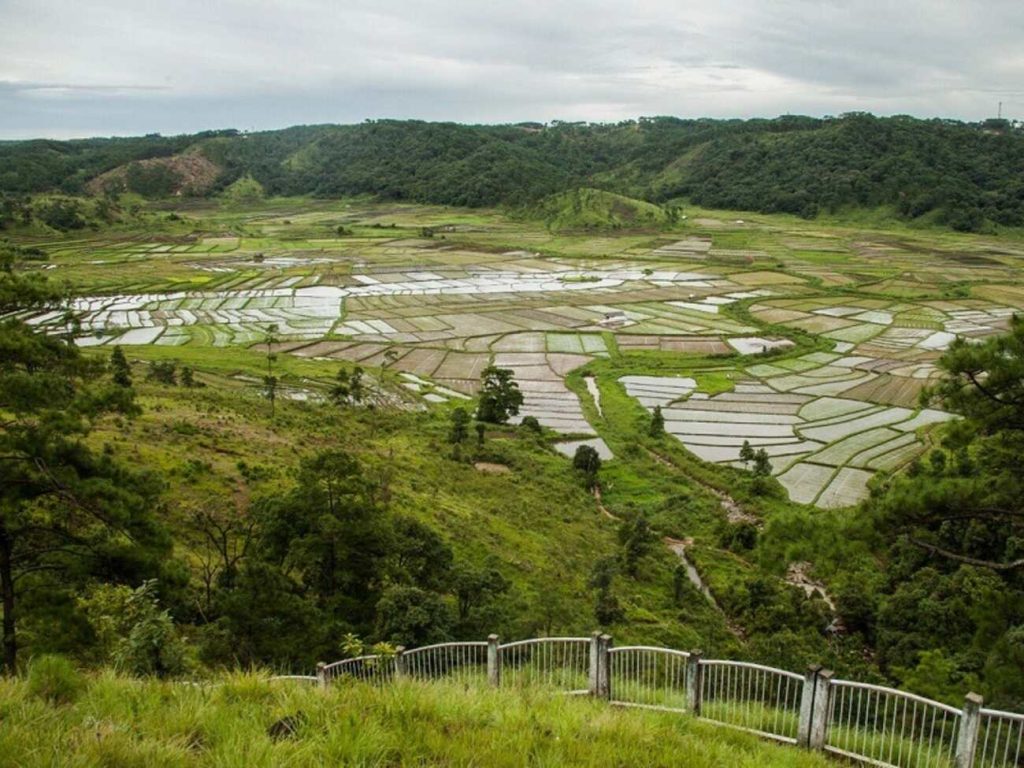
[{"x1": 3, "y1": 114, "x2": 1023, "y2": 231}]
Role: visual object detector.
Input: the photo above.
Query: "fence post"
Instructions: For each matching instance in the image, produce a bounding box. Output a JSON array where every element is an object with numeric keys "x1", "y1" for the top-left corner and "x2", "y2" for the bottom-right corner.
[
  {"x1": 393, "y1": 646, "x2": 406, "y2": 680},
  {"x1": 686, "y1": 650, "x2": 703, "y2": 717},
  {"x1": 597, "y1": 634, "x2": 613, "y2": 700},
  {"x1": 808, "y1": 668, "x2": 833, "y2": 751},
  {"x1": 955, "y1": 692, "x2": 983, "y2": 768},
  {"x1": 316, "y1": 662, "x2": 327, "y2": 690},
  {"x1": 487, "y1": 634, "x2": 501, "y2": 687},
  {"x1": 588, "y1": 631, "x2": 601, "y2": 696},
  {"x1": 797, "y1": 664, "x2": 821, "y2": 748}
]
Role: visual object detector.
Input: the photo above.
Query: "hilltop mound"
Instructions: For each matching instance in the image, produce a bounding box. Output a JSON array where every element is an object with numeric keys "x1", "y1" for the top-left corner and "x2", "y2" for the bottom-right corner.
[
  {"x1": 86, "y1": 150, "x2": 222, "y2": 198},
  {"x1": 535, "y1": 187, "x2": 675, "y2": 232},
  {"x1": 0, "y1": 672, "x2": 832, "y2": 767}
]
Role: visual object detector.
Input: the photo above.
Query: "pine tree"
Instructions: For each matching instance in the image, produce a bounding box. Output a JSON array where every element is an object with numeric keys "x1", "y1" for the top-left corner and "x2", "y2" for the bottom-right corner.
[
  {"x1": 109, "y1": 346, "x2": 132, "y2": 387},
  {"x1": 573, "y1": 444, "x2": 602, "y2": 489},
  {"x1": 475, "y1": 366, "x2": 524, "y2": 424},
  {"x1": 449, "y1": 407, "x2": 470, "y2": 445},
  {"x1": 649, "y1": 405, "x2": 665, "y2": 437},
  {"x1": 739, "y1": 440, "x2": 755, "y2": 467}
]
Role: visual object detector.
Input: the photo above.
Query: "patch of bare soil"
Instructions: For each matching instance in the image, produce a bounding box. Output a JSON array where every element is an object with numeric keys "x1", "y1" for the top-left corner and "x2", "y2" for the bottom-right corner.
[
  {"x1": 785, "y1": 561, "x2": 844, "y2": 633},
  {"x1": 87, "y1": 151, "x2": 222, "y2": 196},
  {"x1": 474, "y1": 462, "x2": 511, "y2": 475}
]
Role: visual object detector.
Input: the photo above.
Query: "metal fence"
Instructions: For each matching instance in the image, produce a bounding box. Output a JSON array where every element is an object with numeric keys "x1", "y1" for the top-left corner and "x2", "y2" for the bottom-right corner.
[
  {"x1": 609, "y1": 646, "x2": 691, "y2": 712},
  {"x1": 977, "y1": 708, "x2": 1024, "y2": 768},
  {"x1": 700, "y1": 659, "x2": 805, "y2": 744},
  {"x1": 498, "y1": 637, "x2": 590, "y2": 691},
  {"x1": 402, "y1": 641, "x2": 488, "y2": 684},
  {"x1": 321, "y1": 654, "x2": 394, "y2": 685},
  {"x1": 825, "y1": 680, "x2": 962, "y2": 767},
  {"x1": 307, "y1": 633, "x2": 1022, "y2": 768}
]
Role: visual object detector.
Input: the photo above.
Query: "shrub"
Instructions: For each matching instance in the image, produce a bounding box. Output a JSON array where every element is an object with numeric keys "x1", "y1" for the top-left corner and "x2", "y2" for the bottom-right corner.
[
  {"x1": 27, "y1": 654, "x2": 85, "y2": 705},
  {"x1": 78, "y1": 580, "x2": 191, "y2": 677},
  {"x1": 520, "y1": 415, "x2": 542, "y2": 434}
]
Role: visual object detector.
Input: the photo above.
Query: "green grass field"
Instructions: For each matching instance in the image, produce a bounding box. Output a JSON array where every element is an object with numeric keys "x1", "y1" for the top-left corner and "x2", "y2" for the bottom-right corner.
[{"x1": 0, "y1": 670, "x2": 833, "y2": 768}]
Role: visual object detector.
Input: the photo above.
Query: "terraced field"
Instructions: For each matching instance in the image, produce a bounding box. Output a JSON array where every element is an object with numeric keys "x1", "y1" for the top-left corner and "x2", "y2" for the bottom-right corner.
[{"x1": 11, "y1": 199, "x2": 1024, "y2": 508}]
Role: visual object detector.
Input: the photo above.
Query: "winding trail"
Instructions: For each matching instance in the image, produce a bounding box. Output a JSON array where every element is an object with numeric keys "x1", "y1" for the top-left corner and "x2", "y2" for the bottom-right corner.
[
  {"x1": 664, "y1": 537, "x2": 746, "y2": 639},
  {"x1": 592, "y1": 486, "x2": 618, "y2": 520},
  {"x1": 643, "y1": 447, "x2": 759, "y2": 525},
  {"x1": 584, "y1": 376, "x2": 603, "y2": 418},
  {"x1": 664, "y1": 537, "x2": 720, "y2": 611}
]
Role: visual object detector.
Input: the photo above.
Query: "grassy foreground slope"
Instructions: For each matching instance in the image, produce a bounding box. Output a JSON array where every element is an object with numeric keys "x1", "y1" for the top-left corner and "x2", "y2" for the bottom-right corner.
[{"x1": 0, "y1": 672, "x2": 830, "y2": 768}]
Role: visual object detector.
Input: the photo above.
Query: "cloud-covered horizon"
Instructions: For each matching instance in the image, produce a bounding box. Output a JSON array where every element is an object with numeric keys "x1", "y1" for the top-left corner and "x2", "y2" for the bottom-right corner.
[{"x1": 2, "y1": 0, "x2": 1023, "y2": 139}]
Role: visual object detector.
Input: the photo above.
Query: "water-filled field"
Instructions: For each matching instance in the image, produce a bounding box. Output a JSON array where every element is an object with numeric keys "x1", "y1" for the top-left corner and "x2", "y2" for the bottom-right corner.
[{"x1": 13, "y1": 199, "x2": 1024, "y2": 507}]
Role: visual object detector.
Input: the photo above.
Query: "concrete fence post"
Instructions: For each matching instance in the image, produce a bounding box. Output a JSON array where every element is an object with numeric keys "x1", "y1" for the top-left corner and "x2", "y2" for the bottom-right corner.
[
  {"x1": 588, "y1": 631, "x2": 601, "y2": 695},
  {"x1": 955, "y1": 692, "x2": 984, "y2": 768},
  {"x1": 597, "y1": 634, "x2": 613, "y2": 700},
  {"x1": 487, "y1": 634, "x2": 501, "y2": 687},
  {"x1": 316, "y1": 662, "x2": 327, "y2": 690},
  {"x1": 808, "y1": 669, "x2": 833, "y2": 751},
  {"x1": 393, "y1": 646, "x2": 406, "y2": 680},
  {"x1": 797, "y1": 664, "x2": 821, "y2": 748},
  {"x1": 686, "y1": 650, "x2": 703, "y2": 716}
]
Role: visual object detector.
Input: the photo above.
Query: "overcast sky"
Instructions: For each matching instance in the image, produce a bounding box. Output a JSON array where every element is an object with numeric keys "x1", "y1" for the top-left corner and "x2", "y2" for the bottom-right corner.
[{"x1": 2, "y1": 0, "x2": 1023, "y2": 139}]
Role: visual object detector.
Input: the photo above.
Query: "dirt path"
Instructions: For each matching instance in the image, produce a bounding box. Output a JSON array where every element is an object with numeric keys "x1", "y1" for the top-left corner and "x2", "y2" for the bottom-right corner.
[
  {"x1": 644, "y1": 447, "x2": 759, "y2": 526},
  {"x1": 664, "y1": 537, "x2": 720, "y2": 610},
  {"x1": 665, "y1": 537, "x2": 746, "y2": 639},
  {"x1": 592, "y1": 486, "x2": 619, "y2": 520},
  {"x1": 585, "y1": 376, "x2": 603, "y2": 418}
]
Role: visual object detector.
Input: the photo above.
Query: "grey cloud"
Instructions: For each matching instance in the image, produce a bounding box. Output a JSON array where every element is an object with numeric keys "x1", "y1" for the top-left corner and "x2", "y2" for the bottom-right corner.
[{"x1": 0, "y1": 0, "x2": 1022, "y2": 139}]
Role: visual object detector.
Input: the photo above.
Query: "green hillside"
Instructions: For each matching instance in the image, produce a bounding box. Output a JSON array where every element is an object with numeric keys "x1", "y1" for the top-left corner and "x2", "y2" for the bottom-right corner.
[
  {"x1": 3, "y1": 114, "x2": 1024, "y2": 231},
  {"x1": 533, "y1": 187, "x2": 675, "y2": 231},
  {"x1": 0, "y1": 668, "x2": 831, "y2": 768}
]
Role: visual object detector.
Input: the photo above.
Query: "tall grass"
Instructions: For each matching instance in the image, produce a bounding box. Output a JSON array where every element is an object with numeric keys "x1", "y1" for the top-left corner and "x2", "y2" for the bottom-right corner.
[{"x1": 0, "y1": 671, "x2": 834, "y2": 767}]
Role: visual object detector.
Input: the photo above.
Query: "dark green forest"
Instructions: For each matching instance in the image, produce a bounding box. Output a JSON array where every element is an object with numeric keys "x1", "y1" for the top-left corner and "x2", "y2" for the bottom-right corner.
[{"x1": 3, "y1": 115, "x2": 1023, "y2": 231}]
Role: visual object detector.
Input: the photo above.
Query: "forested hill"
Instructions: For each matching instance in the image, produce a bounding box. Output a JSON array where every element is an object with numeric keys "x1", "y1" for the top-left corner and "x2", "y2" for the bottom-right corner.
[{"x1": 3, "y1": 114, "x2": 1024, "y2": 231}]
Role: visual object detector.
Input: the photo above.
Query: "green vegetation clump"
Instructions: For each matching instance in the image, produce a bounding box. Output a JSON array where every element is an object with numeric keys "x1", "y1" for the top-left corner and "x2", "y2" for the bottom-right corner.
[
  {"x1": 25, "y1": 655, "x2": 85, "y2": 705},
  {"x1": 534, "y1": 187, "x2": 673, "y2": 231},
  {"x1": 222, "y1": 174, "x2": 266, "y2": 204},
  {"x1": 0, "y1": 673, "x2": 833, "y2": 767}
]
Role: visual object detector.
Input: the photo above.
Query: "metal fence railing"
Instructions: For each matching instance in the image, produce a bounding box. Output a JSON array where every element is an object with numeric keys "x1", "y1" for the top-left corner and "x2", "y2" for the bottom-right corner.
[
  {"x1": 304, "y1": 633, "x2": 1023, "y2": 768},
  {"x1": 498, "y1": 637, "x2": 590, "y2": 692},
  {"x1": 402, "y1": 641, "x2": 488, "y2": 684},
  {"x1": 825, "y1": 679, "x2": 962, "y2": 767},
  {"x1": 977, "y1": 708, "x2": 1024, "y2": 768},
  {"x1": 321, "y1": 654, "x2": 394, "y2": 685},
  {"x1": 700, "y1": 659, "x2": 805, "y2": 744},
  {"x1": 609, "y1": 646, "x2": 691, "y2": 712}
]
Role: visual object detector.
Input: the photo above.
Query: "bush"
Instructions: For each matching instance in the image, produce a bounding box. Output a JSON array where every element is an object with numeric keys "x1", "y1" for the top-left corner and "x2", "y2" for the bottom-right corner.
[
  {"x1": 27, "y1": 654, "x2": 85, "y2": 705},
  {"x1": 78, "y1": 580, "x2": 191, "y2": 677},
  {"x1": 520, "y1": 415, "x2": 542, "y2": 434}
]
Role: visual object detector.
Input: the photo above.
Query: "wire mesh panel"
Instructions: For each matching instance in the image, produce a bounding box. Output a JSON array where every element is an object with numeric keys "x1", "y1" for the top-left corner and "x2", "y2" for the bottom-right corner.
[
  {"x1": 608, "y1": 646, "x2": 690, "y2": 711},
  {"x1": 322, "y1": 655, "x2": 393, "y2": 685},
  {"x1": 978, "y1": 709, "x2": 1024, "y2": 768},
  {"x1": 825, "y1": 680, "x2": 960, "y2": 767},
  {"x1": 498, "y1": 638, "x2": 590, "y2": 691},
  {"x1": 402, "y1": 642, "x2": 488, "y2": 685},
  {"x1": 700, "y1": 660, "x2": 804, "y2": 744}
]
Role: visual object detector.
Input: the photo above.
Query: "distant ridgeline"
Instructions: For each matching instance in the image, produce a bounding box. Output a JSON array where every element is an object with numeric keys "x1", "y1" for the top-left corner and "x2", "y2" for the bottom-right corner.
[{"x1": 2, "y1": 114, "x2": 1023, "y2": 231}]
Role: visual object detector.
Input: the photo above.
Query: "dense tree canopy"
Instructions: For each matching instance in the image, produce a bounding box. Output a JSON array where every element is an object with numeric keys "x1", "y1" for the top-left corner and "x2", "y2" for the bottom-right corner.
[
  {"x1": 3, "y1": 116, "x2": 1024, "y2": 230},
  {"x1": 859, "y1": 318, "x2": 1024, "y2": 708}
]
